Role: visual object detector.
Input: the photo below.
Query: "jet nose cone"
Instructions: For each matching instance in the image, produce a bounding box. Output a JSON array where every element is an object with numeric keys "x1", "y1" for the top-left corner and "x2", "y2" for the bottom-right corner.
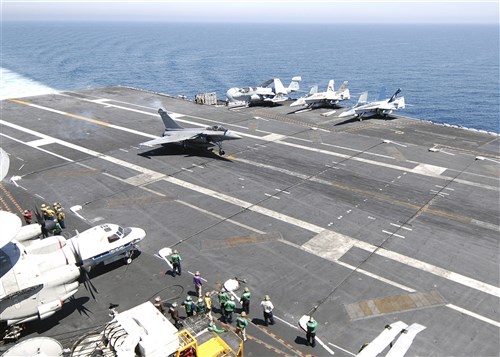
[
  {"x1": 226, "y1": 131, "x2": 242, "y2": 140},
  {"x1": 290, "y1": 98, "x2": 305, "y2": 107},
  {"x1": 338, "y1": 110, "x2": 352, "y2": 118}
]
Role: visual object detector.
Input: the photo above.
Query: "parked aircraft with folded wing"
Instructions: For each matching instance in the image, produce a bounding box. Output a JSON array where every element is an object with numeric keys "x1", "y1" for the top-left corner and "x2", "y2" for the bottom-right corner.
[
  {"x1": 290, "y1": 80, "x2": 350, "y2": 109},
  {"x1": 339, "y1": 87, "x2": 405, "y2": 120},
  {"x1": 226, "y1": 77, "x2": 301, "y2": 105}
]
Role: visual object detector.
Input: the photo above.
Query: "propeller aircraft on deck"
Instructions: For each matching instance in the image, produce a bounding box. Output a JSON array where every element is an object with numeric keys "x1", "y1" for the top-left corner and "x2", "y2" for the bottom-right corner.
[
  {"x1": 0, "y1": 210, "x2": 145, "y2": 340},
  {"x1": 225, "y1": 76, "x2": 302, "y2": 106}
]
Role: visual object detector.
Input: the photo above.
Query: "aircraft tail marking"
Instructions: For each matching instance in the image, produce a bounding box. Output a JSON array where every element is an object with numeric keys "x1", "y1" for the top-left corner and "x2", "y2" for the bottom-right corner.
[
  {"x1": 287, "y1": 76, "x2": 301, "y2": 92},
  {"x1": 389, "y1": 88, "x2": 402, "y2": 103},
  {"x1": 327, "y1": 80, "x2": 335, "y2": 92},
  {"x1": 158, "y1": 108, "x2": 184, "y2": 130},
  {"x1": 335, "y1": 80, "x2": 348, "y2": 94}
]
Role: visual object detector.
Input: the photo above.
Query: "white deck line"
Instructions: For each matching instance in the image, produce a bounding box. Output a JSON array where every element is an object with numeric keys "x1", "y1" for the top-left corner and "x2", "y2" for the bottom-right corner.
[{"x1": 2, "y1": 118, "x2": 499, "y2": 301}]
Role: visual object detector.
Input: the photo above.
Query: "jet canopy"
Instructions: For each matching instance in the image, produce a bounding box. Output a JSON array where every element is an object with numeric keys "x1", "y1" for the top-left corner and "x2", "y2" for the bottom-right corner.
[{"x1": 207, "y1": 125, "x2": 227, "y2": 132}]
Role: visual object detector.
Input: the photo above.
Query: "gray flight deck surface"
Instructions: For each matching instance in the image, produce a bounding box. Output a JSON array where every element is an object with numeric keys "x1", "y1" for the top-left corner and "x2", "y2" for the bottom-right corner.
[{"x1": 0, "y1": 86, "x2": 499, "y2": 356}]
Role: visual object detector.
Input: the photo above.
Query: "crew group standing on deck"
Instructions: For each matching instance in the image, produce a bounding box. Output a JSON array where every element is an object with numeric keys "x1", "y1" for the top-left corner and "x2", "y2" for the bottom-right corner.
[
  {"x1": 22, "y1": 202, "x2": 67, "y2": 237},
  {"x1": 156, "y1": 250, "x2": 321, "y2": 349}
]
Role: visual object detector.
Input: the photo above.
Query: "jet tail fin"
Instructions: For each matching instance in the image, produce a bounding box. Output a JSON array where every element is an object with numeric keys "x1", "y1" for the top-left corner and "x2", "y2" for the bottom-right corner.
[
  {"x1": 309, "y1": 85, "x2": 318, "y2": 95},
  {"x1": 158, "y1": 108, "x2": 183, "y2": 130},
  {"x1": 356, "y1": 92, "x2": 368, "y2": 106},
  {"x1": 287, "y1": 76, "x2": 301, "y2": 92},
  {"x1": 389, "y1": 88, "x2": 402, "y2": 103},
  {"x1": 326, "y1": 80, "x2": 335, "y2": 92},
  {"x1": 274, "y1": 79, "x2": 287, "y2": 95},
  {"x1": 335, "y1": 80, "x2": 348, "y2": 94}
]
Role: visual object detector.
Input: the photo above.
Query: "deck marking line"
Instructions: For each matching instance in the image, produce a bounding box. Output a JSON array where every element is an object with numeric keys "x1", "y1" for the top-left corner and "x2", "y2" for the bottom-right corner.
[{"x1": 2, "y1": 118, "x2": 500, "y2": 300}]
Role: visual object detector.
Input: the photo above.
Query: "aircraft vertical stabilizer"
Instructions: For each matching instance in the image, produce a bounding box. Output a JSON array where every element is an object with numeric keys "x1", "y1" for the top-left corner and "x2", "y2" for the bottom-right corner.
[
  {"x1": 158, "y1": 108, "x2": 183, "y2": 130},
  {"x1": 274, "y1": 79, "x2": 287, "y2": 95},
  {"x1": 335, "y1": 81, "x2": 348, "y2": 94},
  {"x1": 287, "y1": 76, "x2": 302, "y2": 92},
  {"x1": 327, "y1": 80, "x2": 335, "y2": 92},
  {"x1": 357, "y1": 92, "x2": 369, "y2": 106}
]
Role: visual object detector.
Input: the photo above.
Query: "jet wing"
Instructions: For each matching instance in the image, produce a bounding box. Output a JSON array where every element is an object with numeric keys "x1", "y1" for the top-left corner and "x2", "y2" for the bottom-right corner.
[
  {"x1": 140, "y1": 132, "x2": 199, "y2": 147},
  {"x1": 258, "y1": 79, "x2": 274, "y2": 88}
]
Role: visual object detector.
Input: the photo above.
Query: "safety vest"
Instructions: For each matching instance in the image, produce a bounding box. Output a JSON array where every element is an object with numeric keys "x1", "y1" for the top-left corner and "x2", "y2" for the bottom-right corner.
[
  {"x1": 170, "y1": 254, "x2": 181, "y2": 264},
  {"x1": 197, "y1": 302, "x2": 206, "y2": 314},
  {"x1": 240, "y1": 292, "x2": 251, "y2": 302},
  {"x1": 306, "y1": 320, "x2": 318, "y2": 333},
  {"x1": 224, "y1": 300, "x2": 236, "y2": 312},
  {"x1": 236, "y1": 317, "x2": 248, "y2": 329},
  {"x1": 184, "y1": 300, "x2": 194, "y2": 313},
  {"x1": 218, "y1": 292, "x2": 229, "y2": 303}
]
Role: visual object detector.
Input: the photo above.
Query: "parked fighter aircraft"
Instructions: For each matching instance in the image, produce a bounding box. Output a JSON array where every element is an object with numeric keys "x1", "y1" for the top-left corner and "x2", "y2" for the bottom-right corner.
[
  {"x1": 339, "y1": 88, "x2": 405, "y2": 120},
  {"x1": 290, "y1": 80, "x2": 350, "y2": 109},
  {"x1": 0, "y1": 210, "x2": 146, "y2": 337},
  {"x1": 226, "y1": 76, "x2": 302, "y2": 105},
  {"x1": 140, "y1": 108, "x2": 242, "y2": 156}
]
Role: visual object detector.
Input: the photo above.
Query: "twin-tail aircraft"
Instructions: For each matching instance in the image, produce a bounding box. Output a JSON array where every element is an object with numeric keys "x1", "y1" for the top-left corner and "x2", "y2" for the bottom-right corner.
[
  {"x1": 290, "y1": 80, "x2": 350, "y2": 109},
  {"x1": 339, "y1": 87, "x2": 405, "y2": 120},
  {"x1": 225, "y1": 76, "x2": 302, "y2": 106},
  {"x1": 139, "y1": 108, "x2": 242, "y2": 156}
]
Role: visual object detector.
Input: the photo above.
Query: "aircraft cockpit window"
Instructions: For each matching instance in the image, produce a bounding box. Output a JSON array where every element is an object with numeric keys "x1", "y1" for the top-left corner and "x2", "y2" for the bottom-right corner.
[
  {"x1": 107, "y1": 226, "x2": 125, "y2": 243},
  {"x1": 210, "y1": 125, "x2": 226, "y2": 132},
  {"x1": 240, "y1": 87, "x2": 250, "y2": 93}
]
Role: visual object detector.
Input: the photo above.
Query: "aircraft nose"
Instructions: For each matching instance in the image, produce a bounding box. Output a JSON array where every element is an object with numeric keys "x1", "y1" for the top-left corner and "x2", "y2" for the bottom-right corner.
[
  {"x1": 226, "y1": 131, "x2": 242, "y2": 140},
  {"x1": 290, "y1": 98, "x2": 305, "y2": 107},
  {"x1": 226, "y1": 88, "x2": 239, "y2": 101},
  {"x1": 127, "y1": 227, "x2": 146, "y2": 241},
  {"x1": 338, "y1": 110, "x2": 352, "y2": 118}
]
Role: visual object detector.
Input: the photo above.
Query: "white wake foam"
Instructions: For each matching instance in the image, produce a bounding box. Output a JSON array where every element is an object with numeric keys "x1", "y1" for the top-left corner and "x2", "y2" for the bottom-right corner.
[{"x1": 1, "y1": 67, "x2": 59, "y2": 100}]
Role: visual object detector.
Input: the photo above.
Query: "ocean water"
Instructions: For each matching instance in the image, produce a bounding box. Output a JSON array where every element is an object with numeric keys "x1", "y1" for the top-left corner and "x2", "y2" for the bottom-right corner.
[{"x1": 1, "y1": 22, "x2": 499, "y2": 133}]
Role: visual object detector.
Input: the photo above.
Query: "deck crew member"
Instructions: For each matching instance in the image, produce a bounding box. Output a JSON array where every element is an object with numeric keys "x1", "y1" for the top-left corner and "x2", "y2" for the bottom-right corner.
[
  {"x1": 224, "y1": 296, "x2": 236, "y2": 323},
  {"x1": 260, "y1": 295, "x2": 275, "y2": 326},
  {"x1": 240, "y1": 287, "x2": 251, "y2": 314},
  {"x1": 236, "y1": 311, "x2": 249, "y2": 341},
  {"x1": 306, "y1": 316, "x2": 318, "y2": 347},
  {"x1": 193, "y1": 271, "x2": 203, "y2": 297},
  {"x1": 169, "y1": 250, "x2": 182, "y2": 276}
]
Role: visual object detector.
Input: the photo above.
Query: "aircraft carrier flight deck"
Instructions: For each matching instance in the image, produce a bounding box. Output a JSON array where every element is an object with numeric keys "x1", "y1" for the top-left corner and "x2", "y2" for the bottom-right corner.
[{"x1": 0, "y1": 86, "x2": 499, "y2": 356}]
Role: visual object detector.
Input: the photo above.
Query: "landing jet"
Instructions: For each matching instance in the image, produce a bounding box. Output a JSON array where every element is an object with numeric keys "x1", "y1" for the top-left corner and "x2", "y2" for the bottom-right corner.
[
  {"x1": 339, "y1": 88, "x2": 405, "y2": 120},
  {"x1": 226, "y1": 76, "x2": 302, "y2": 105},
  {"x1": 140, "y1": 108, "x2": 242, "y2": 156},
  {"x1": 290, "y1": 80, "x2": 350, "y2": 109},
  {"x1": 0, "y1": 210, "x2": 145, "y2": 337}
]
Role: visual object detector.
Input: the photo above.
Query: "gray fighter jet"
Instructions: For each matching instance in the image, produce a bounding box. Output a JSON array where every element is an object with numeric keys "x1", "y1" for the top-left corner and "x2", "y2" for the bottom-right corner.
[{"x1": 140, "y1": 108, "x2": 242, "y2": 156}]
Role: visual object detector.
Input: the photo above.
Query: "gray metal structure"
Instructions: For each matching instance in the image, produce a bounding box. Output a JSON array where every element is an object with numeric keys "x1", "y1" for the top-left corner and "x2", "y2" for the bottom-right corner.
[{"x1": 0, "y1": 86, "x2": 498, "y2": 356}]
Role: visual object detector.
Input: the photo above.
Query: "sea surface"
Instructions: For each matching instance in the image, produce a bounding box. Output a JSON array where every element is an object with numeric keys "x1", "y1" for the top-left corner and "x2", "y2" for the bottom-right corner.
[{"x1": 1, "y1": 22, "x2": 499, "y2": 133}]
